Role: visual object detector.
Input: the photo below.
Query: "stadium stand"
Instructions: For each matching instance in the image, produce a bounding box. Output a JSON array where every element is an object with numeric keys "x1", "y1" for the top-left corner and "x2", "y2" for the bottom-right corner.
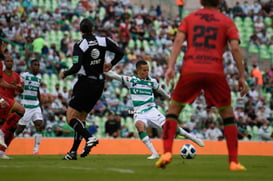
[{"x1": 0, "y1": 0, "x2": 272, "y2": 141}]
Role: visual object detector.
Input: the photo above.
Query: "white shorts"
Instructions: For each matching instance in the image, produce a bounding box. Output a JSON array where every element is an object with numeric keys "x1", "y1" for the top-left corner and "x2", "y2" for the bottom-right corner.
[
  {"x1": 133, "y1": 107, "x2": 165, "y2": 129},
  {"x1": 18, "y1": 107, "x2": 43, "y2": 126}
]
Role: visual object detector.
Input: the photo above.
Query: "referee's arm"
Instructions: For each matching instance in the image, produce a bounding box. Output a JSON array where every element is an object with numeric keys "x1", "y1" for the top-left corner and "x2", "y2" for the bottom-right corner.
[
  {"x1": 105, "y1": 38, "x2": 124, "y2": 67},
  {"x1": 61, "y1": 45, "x2": 82, "y2": 78},
  {"x1": 63, "y1": 62, "x2": 81, "y2": 77}
]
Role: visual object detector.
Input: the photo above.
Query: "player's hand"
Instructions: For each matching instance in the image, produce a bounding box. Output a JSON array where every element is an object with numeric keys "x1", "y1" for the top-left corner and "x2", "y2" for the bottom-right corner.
[
  {"x1": 0, "y1": 99, "x2": 9, "y2": 109},
  {"x1": 165, "y1": 67, "x2": 175, "y2": 86},
  {"x1": 15, "y1": 83, "x2": 24, "y2": 93},
  {"x1": 238, "y1": 77, "x2": 248, "y2": 97},
  {"x1": 0, "y1": 41, "x2": 7, "y2": 53},
  {"x1": 59, "y1": 71, "x2": 65, "y2": 79},
  {"x1": 104, "y1": 63, "x2": 112, "y2": 72}
]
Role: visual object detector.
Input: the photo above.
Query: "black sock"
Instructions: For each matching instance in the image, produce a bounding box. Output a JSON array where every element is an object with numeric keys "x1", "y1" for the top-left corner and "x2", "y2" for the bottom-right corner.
[
  {"x1": 70, "y1": 132, "x2": 83, "y2": 153},
  {"x1": 70, "y1": 122, "x2": 88, "y2": 153},
  {"x1": 69, "y1": 118, "x2": 91, "y2": 141}
]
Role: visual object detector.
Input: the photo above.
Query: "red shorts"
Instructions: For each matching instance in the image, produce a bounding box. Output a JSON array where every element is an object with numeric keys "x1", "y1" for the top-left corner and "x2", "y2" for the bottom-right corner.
[
  {"x1": 0, "y1": 96, "x2": 15, "y2": 120},
  {"x1": 172, "y1": 73, "x2": 231, "y2": 108}
]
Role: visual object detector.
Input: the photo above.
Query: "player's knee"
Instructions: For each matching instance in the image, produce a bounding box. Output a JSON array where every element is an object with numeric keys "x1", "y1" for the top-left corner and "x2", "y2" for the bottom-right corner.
[
  {"x1": 16, "y1": 125, "x2": 25, "y2": 135},
  {"x1": 34, "y1": 120, "x2": 44, "y2": 131},
  {"x1": 135, "y1": 120, "x2": 145, "y2": 132},
  {"x1": 13, "y1": 104, "x2": 25, "y2": 117}
]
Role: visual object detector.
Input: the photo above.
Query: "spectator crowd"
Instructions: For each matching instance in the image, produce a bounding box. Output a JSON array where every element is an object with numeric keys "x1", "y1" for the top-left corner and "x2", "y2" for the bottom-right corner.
[{"x1": 0, "y1": 0, "x2": 272, "y2": 141}]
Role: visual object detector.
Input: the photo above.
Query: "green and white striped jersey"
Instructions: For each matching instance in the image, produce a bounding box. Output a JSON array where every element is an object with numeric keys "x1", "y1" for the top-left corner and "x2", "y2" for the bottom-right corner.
[
  {"x1": 121, "y1": 75, "x2": 160, "y2": 114},
  {"x1": 20, "y1": 72, "x2": 41, "y2": 109}
]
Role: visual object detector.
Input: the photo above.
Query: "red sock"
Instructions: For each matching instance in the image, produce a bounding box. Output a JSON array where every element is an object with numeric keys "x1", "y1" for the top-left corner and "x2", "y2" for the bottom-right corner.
[
  {"x1": 0, "y1": 146, "x2": 5, "y2": 152},
  {"x1": 224, "y1": 125, "x2": 238, "y2": 163},
  {"x1": 1, "y1": 113, "x2": 21, "y2": 133},
  {"x1": 5, "y1": 132, "x2": 14, "y2": 147},
  {"x1": 162, "y1": 119, "x2": 178, "y2": 153}
]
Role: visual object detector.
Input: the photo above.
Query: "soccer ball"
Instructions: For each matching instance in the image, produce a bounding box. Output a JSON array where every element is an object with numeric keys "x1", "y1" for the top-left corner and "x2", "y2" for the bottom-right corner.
[{"x1": 180, "y1": 144, "x2": 196, "y2": 159}]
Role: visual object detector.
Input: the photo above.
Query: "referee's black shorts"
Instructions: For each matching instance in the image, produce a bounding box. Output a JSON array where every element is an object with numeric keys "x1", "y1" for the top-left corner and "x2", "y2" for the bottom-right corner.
[{"x1": 69, "y1": 76, "x2": 104, "y2": 113}]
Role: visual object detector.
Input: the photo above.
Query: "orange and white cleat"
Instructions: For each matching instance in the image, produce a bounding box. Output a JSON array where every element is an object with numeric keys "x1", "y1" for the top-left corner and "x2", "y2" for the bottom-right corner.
[
  {"x1": 155, "y1": 152, "x2": 172, "y2": 169},
  {"x1": 229, "y1": 161, "x2": 247, "y2": 171}
]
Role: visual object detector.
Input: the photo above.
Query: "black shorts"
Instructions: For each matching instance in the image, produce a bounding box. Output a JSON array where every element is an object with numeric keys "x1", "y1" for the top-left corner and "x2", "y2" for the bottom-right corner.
[{"x1": 69, "y1": 76, "x2": 104, "y2": 113}]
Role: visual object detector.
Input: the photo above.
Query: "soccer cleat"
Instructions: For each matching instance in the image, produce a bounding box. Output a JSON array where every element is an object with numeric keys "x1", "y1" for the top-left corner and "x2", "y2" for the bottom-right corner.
[
  {"x1": 80, "y1": 136, "x2": 99, "y2": 158},
  {"x1": 190, "y1": 136, "x2": 205, "y2": 147},
  {"x1": 0, "y1": 151, "x2": 11, "y2": 159},
  {"x1": 147, "y1": 154, "x2": 159, "y2": 160},
  {"x1": 155, "y1": 152, "x2": 172, "y2": 168},
  {"x1": 33, "y1": 152, "x2": 39, "y2": 155},
  {"x1": 229, "y1": 161, "x2": 247, "y2": 171},
  {"x1": 63, "y1": 152, "x2": 77, "y2": 160},
  {"x1": 0, "y1": 131, "x2": 7, "y2": 149}
]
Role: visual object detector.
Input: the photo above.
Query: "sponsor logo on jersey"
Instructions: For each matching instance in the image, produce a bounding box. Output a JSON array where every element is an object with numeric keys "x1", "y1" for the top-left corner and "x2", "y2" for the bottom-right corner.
[
  {"x1": 91, "y1": 48, "x2": 100, "y2": 59},
  {"x1": 88, "y1": 40, "x2": 98, "y2": 46}
]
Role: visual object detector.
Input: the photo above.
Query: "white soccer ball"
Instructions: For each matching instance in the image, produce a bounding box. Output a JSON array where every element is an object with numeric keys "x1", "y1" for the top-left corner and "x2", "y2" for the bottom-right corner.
[{"x1": 180, "y1": 144, "x2": 196, "y2": 159}]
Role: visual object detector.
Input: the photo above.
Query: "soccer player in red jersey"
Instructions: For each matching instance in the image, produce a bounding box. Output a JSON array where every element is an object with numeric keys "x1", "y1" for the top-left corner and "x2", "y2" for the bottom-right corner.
[
  {"x1": 156, "y1": 0, "x2": 248, "y2": 171},
  {"x1": 0, "y1": 40, "x2": 25, "y2": 159},
  {"x1": 0, "y1": 57, "x2": 23, "y2": 98}
]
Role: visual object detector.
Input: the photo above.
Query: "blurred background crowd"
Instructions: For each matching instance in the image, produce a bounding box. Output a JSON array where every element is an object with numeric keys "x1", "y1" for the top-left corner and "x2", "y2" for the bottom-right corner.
[{"x1": 0, "y1": 0, "x2": 272, "y2": 141}]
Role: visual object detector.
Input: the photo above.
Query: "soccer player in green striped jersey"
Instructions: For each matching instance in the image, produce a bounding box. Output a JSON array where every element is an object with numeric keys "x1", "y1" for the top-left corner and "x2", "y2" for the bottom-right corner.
[
  {"x1": 16, "y1": 59, "x2": 44, "y2": 155},
  {"x1": 105, "y1": 60, "x2": 204, "y2": 159}
]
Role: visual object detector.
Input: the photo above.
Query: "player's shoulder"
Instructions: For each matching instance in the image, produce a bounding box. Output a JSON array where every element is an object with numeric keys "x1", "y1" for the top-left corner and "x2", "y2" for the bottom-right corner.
[
  {"x1": 121, "y1": 74, "x2": 131, "y2": 82},
  {"x1": 149, "y1": 77, "x2": 158, "y2": 83},
  {"x1": 36, "y1": 73, "x2": 42, "y2": 79},
  {"x1": 74, "y1": 39, "x2": 83, "y2": 45},
  {"x1": 93, "y1": 35, "x2": 108, "y2": 47},
  {"x1": 20, "y1": 71, "x2": 28, "y2": 76},
  {"x1": 123, "y1": 74, "x2": 134, "y2": 80},
  {"x1": 12, "y1": 71, "x2": 20, "y2": 75}
]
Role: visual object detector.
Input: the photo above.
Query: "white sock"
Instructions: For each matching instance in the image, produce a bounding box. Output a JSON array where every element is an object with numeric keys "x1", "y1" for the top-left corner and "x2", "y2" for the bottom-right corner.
[
  {"x1": 0, "y1": 130, "x2": 5, "y2": 136},
  {"x1": 142, "y1": 136, "x2": 158, "y2": 155},
  {"x1": 178, "y1": 127, "x2": 195, "y2": 140},
  {"x1": 33, "y1": 133, "x2": 42, "y2": 153}
]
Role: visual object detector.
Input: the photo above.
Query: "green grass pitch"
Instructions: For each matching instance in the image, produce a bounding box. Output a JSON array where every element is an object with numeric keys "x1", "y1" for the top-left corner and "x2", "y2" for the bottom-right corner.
[{"x1": 1, "y1": 155, "x2": 273, "y2": 181}]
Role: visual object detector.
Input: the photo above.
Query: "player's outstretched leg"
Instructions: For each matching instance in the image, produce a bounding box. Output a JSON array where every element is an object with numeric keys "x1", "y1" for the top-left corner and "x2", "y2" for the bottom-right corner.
[
  {"x1": 139, "y1": 132, "x2": 159, "y2": 160},
  {"x1": 177, "y1": 127, "x2": 204, "y2": 147}
]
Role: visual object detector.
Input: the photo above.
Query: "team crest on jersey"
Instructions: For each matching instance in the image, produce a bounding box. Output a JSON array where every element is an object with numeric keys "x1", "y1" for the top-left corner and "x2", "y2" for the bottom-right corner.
[{"x1": 91, "y1": 48, "x2": 100, "y2": 59}]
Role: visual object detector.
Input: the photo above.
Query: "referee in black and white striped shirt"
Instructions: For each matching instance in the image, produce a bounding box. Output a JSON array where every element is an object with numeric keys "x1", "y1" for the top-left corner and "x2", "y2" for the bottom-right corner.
[{"x1": 60, "y1": 18, "x2": 124, "y2": 160}]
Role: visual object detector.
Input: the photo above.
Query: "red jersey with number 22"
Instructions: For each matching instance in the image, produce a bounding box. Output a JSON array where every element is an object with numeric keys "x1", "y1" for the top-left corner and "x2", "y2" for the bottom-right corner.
[{"x1": 178, "y1": 8, "x2": 240, "y2": 74}]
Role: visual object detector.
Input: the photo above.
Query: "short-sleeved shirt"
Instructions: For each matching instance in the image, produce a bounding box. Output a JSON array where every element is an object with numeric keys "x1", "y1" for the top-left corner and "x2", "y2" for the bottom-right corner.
[
  {"x1": 0, "y1": 71, "x2": 22, "y2": 99},
  {"x1": 71, "y1": 34, "x2": 123, "y2": 77},
  {"x1": 121, "y1": 75, "x2": 159, "y2": 113},
  {"x1": 178, "y1": 8, "x2": 240, "y2": 74}
]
